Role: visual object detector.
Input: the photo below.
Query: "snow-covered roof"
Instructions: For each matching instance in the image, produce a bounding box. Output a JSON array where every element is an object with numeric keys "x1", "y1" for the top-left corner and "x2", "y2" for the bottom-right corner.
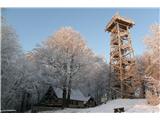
[
  {"x1": 54, "y1": 87, "x2": 90, "y2": 101},
  {"x1": 54, "y1": 88, "x2": 63, "y2": 98}
]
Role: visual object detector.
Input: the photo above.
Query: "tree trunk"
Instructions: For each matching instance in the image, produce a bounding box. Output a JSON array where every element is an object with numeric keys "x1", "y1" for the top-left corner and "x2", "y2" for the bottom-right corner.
[
  {"x1": 67, "y1": 79, "x2": 71, "y2": 107},
  {"x1": 62, "y1": 85, "x2": 67, "y2": 109},
  {"x1": 67, "y1": 55, "x2": 73, "y2": 107},
  {"x1": 20, "y1": 92, "x2": 26, "y2": 113}
]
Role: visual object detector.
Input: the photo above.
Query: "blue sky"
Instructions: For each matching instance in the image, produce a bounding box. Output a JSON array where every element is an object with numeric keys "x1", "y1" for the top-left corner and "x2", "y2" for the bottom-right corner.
[{"x1": 2, "y1": 8, "x2": 159, "y2": 63}]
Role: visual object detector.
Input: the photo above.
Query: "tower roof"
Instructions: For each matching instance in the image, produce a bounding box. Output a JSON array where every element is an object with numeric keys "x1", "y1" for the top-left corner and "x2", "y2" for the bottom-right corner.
[{"x1": 105, "y1": 12, "x2": 135, "y2": 32}]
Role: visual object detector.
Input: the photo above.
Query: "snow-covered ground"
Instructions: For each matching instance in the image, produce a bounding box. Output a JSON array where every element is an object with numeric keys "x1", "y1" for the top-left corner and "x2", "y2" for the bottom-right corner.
[{"x1": 40, "y1": 99, "x2": 160, "y2": 113}]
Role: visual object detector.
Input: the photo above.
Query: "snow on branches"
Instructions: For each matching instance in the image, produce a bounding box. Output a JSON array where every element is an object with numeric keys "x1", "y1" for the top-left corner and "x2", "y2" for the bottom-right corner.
[{"x1": 143, "y1": 24, "x2": 160, "y2": 105}]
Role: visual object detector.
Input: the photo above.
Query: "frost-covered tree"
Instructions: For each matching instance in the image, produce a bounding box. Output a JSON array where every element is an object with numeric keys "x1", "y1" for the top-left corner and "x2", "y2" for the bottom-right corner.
[
  {"x1": 1, "y1": 17, "x2": 21, "y2": 91},
  {"x1": 1, "y1": 18, "x2": 44, "y2": 112},
  {"x1": 144, "y1": 24, "x2": 160, "y2": 90},
  {"x1": 90, "y1": 57, "x2": 109, "y2": 104},
  {"x1": 30, "y1": 27, "x2": 95, "y2": 107},
  {"x1": 144, "y1": 24, "x2": 160, "y2": 79},
  {"x1": 143, "y1": 24, "x2": 160, "y2": 105},
  {"x1": 29, "y1": 27, "x2": 110, "y2": 106},
  {"x1": 78, "y1": 56, "x2": 109, "y2": 104},
  {"x1": 1, "y1": 17, "x2": 22, "y2": 110}
]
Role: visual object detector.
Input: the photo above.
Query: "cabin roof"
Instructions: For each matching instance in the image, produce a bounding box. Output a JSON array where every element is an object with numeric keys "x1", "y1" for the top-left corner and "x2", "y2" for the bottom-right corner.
[
  {"x1": 105, "y1": 12, "x2": 135, "y2": 32},
  {"x1": 54, "y1": 87, "x2": 91, "y2": 101}
]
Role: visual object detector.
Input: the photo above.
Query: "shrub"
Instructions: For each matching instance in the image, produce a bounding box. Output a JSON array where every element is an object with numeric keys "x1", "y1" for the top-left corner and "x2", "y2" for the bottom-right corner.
[{"x1": 146, "y1": 91, "x2": 160, "y2": 106}]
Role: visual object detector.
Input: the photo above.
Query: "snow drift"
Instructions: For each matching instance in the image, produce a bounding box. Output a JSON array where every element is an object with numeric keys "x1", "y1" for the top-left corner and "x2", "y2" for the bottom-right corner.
[{"x1": 40, "y1": 99, "x2": 160, "y2": 113}]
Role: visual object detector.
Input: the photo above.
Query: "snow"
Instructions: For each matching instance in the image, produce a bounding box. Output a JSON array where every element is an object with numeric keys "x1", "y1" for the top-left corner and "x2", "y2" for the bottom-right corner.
[{"x1": 40, "y1": 99, "x2": 160, "y2": 113}]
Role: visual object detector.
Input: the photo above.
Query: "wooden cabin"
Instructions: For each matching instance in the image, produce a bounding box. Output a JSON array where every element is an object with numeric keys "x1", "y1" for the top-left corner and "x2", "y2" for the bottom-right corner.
[{"x1": 38, "y1": 86, "x2": 96, "y2": 108}]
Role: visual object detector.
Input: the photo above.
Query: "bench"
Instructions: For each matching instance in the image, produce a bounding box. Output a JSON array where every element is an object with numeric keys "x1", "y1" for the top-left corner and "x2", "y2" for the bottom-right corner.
[{"x1": 114, "y1": 107, "x2": 125, "y2": 113}]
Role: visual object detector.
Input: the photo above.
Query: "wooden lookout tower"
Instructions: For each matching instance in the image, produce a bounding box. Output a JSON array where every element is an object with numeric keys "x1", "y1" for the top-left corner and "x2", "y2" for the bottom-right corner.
[{"x1": 105, "y1": 12, "x2": 136, "y2": 98}]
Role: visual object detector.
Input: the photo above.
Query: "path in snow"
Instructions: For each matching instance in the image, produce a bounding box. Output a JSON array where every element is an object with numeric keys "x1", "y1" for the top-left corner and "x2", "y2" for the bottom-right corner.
[{"x1": 40, "y1": 99, "x2": 160, "y2": 113}]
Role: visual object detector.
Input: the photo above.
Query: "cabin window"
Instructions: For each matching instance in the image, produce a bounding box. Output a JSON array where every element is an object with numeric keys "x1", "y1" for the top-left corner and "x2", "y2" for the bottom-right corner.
[
  {"x1": 55, "y1": 98, "x2": 58, "y2": 102},
  {"x1": 71, "y1": 100, "x2": 74, "y2": 104},
  {"x1": 76, "y1": 101, "x2": 79, "y2": 105},
  {"x1": 73, "y1": 101, "x2": 76, "y2": 105},
  {"x1": 70, "y1": 100, "x2": 73, "y2": 104},
  {"x1": 59, "y1": 99, "x2": 62, "y2": 102},
  {"x1": 58, "y1": 99, "x2": 61, "y2": 103}
]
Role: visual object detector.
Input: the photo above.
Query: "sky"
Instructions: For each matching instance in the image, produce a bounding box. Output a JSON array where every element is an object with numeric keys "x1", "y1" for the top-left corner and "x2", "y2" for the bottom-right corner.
[{"x1": 2, "y1": 8, "x2": 159, "y2": 63}]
